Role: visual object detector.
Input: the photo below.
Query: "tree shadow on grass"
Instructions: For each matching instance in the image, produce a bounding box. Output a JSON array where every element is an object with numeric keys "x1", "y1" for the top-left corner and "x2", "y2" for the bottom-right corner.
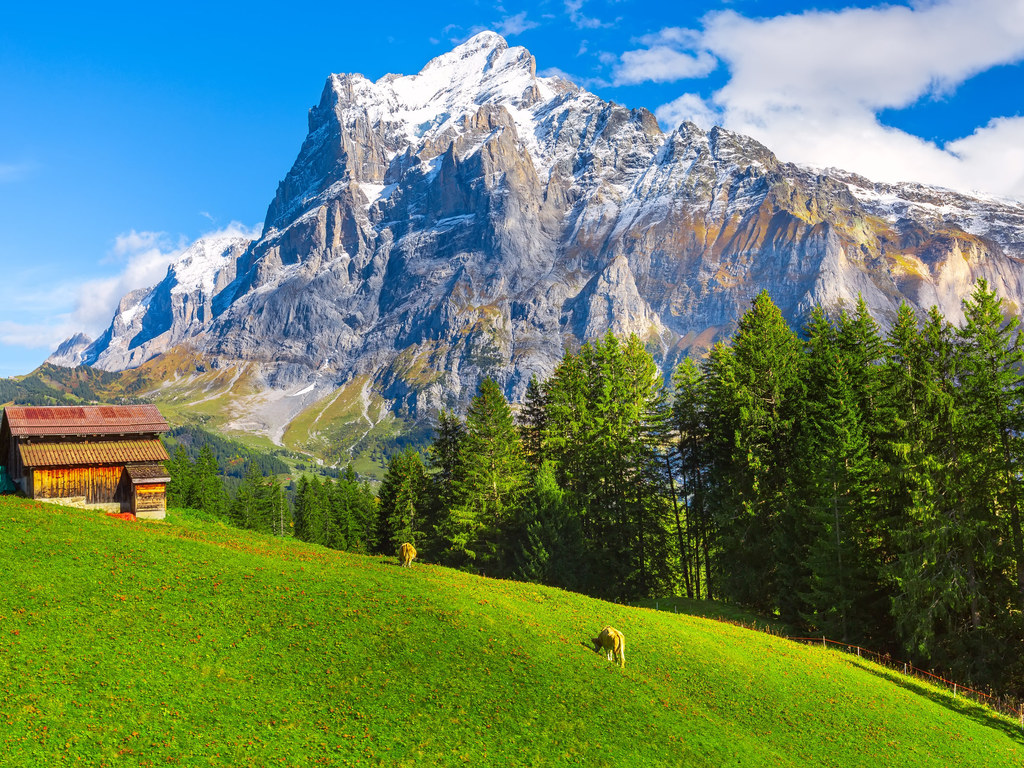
[{"x1": 843, "y1": 656, "x2": 1024, "y2": 743}]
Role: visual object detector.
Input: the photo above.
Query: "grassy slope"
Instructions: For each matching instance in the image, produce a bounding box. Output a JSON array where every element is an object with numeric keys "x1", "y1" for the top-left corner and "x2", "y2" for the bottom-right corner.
[{"x1": 1, "y1": 497, "x2": 1021, "y2": 767}]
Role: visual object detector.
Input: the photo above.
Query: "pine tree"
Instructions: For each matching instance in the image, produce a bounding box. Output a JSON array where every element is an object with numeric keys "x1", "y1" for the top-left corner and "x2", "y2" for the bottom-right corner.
[
  {"x1": 375, "y1": 449, "x2": 429, "y2": 557},
  {"x1": 542, "y1": 332, "x2": 672, "y2": 598},
  {"x1": 229, "y1": 462, "x2": 263, "y2": 529},
  {"x1": 956, "y1": 279, "x2": 1024, "y2": 612},
  {"x1": 441, "y1": 379, "x2": 529, "y2": 572},
  {"x1": 518, "y1": 375, "x2": 549, "y2": 469},
  {"x1": 165, "y1": 446, "x2": 195, "y2": 509},
  {"x1": 672, "y1": 357, "x2": 713, "y2": 599},
  {"x1": 702, "y1": 291, "x2": 806, "y2": 617},
  {"x1": 192, "y1": 445, "x2": 227, "y2": 518},
  {"x1": 799, "y1": 307, "x2": 873, "y2": 641}
]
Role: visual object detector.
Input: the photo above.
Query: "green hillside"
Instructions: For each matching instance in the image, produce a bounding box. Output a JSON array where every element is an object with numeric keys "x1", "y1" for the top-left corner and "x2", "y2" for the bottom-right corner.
[{"x1": 1, "y1": 496, "x2": 1021, "y2": 767}]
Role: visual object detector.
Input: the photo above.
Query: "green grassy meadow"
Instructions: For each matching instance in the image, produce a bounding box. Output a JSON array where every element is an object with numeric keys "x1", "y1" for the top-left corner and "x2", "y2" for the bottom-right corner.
[{"x1": 1, "y1": 495, "x2": 1021, "y2": 767}]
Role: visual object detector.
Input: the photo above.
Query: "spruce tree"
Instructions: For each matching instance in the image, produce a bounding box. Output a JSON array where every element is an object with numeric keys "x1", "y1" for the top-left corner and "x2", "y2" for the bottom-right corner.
[
  {"x1": 799, "y1": 307, "x2": 872, "y2": 641},
  {"x1": 956, "y1": 279, "x2": 1024, "y2": 612},
  {"x1": 192, "y1": 445, "x2": 227, "y2": 518},
  {"x1": 304, "y1": 476, "x2": 330, "y2": 547},
  {"x1": 672, "y1": 357, "x2": 713, "y2": 599},
  {"x1": 702, "y1": 291, "x2": 805, "y2": 617},
  {"x1": 375, "y1": 449, "x2": 429, "y2": 557},
  {"x1": 441, "y1": 379, "x2": 529, "y2": 572},
  {"x1": 293, "y1": 475, "x2": 313, "y2": 542},
  {"x1": 425, "y1": 409, "x2": 466, "y2": 556},
  {"x1": 543, "y1": 332, "x2": 672, "y2": 598},
  {"x1": 889, "y1": 305, "x2": 995, "y2": 678},
  {"x1": 509, "y1": 461, "x2": 586, "y2": 590},
  {"x1": 518, "y1": 375, "x2": 549, "y2": 469},
  {"x1": 265, "y1": 479, "x2": 289, "y2": 537},
  {"x1": 165, "y1": 446, "x2": 195, "y2": 509},
  {"x1": 229, "y1": 462, "x2": 263, "y2": 529}
]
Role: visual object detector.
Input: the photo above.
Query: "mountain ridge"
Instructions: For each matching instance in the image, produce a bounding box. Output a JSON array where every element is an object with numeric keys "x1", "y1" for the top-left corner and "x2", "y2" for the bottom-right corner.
[{"x1": 49, "y1": 31, "x2": 1024, "y2": 452}]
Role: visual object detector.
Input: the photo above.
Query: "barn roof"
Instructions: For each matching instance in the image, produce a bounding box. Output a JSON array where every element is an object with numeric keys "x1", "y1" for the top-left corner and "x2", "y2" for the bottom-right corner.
[
  {"x1": 2, "y1": 405, "x2": 169, "y2": 437},
  {"x1": 125, "y1": 463, "x2": 171, "y2": 484},
  {"x1": 18, "y1": 439, "x2": 170, "y2": 468}
]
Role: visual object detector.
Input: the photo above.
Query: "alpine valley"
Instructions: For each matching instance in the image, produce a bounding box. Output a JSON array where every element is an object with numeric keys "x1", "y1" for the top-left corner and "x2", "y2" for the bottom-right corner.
[{"x1": 47, "y1": 32, "x2": 1024, "y2": 465}]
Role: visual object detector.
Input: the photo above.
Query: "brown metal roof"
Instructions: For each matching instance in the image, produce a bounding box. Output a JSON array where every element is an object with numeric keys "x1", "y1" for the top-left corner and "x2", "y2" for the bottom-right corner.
[
  {"x1": 125, "y1": 463, "x2": 171, "y2": 484},
  {"x1": 18, "y1": 439, "x2": 171, "y2": 468},
  {"x1": 3, "y1": 405, "x2": 169, "y2": 437}
]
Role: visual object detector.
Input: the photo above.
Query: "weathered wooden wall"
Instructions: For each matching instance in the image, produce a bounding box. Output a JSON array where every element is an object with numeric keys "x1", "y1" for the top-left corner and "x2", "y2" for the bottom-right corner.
[
  {"x1": 133, "y1": 483, "x2": 166, "y2": 518},
  {"x1": 31, "y1": 466, "x2": 127, "y2": 504}
]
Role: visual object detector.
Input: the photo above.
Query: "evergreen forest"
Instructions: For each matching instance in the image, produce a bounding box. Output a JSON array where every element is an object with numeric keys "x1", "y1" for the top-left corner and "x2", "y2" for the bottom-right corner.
[{"x1": 168, "y1": 279, "x2": 1024, "y2": 698}]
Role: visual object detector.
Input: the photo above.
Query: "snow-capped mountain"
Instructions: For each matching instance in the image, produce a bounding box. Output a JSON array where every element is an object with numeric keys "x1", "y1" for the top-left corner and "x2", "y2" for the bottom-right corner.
[
  {"x1": 62, "y1": 233, "x2": 251, "y2": 371},
  {"x1": 51, "y1": 32, "x2": 1024, "y2": 443}
]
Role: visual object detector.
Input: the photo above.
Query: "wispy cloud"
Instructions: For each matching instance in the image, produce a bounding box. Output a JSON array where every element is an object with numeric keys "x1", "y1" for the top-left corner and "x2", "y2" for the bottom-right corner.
[
  {"x1": 655, "y1": 93, "x2": 721, "y2": 132},
  {"x1": 496, "y1": 11, "x2": 539, "y2": 37},
  {"x1": 0, "y1": 161, "x2": 36, "y2": 183},
  {"x1": 614, "y1": 46, "x2": 717, "y2": 85},
  {"x1": 539, "y1": 66, "x2": 610, "y2": 90},
  {"x1": 458, "y1": 9, "x2": 542, "y2": 44},
  {"x1": 0, "y1": 222, "x2": 260, "y2": 353},
  {"x1": 565, "y1": 0, "x2": 611, "y2": 30}
]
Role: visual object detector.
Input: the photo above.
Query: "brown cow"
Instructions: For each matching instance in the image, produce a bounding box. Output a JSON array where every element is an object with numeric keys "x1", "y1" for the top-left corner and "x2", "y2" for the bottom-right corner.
[
  {"x1": 592, "y1": 626, "x2": 625, "y2": 668},
  {"x1": 398, "y1": 542, "x2": 417, "y2": 567}
]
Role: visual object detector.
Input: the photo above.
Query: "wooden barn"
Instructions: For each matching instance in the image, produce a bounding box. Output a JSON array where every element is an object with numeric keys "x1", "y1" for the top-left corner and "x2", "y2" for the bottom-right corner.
[{"x1": 0, "y1": 404, "x2": 171, "y2": 519}]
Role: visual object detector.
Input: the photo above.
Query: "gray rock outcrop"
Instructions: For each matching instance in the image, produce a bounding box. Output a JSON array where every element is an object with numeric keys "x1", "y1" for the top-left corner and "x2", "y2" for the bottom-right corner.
[{"x1": 50, "y1": 31, "x2": 1024, "y2": 442}]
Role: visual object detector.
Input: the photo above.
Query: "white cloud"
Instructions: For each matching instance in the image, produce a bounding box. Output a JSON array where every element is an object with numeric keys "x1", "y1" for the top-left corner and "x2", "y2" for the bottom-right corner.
[
  {"x1": 0, "y1": 222, "x2": 260, "y2": 353},
  {"x1": 496, "y1": 11, "x2": 539, "y2": 36},
  {"x1": 944, "y1": 117, "x2": 1024, "y2": 196},
  {"x1": 635, "y1": 27, "x2": 702, "y2": 48},
  {"x1": 0, "y1": 319, "x2": 75, "y2": 350},
  {"x1": 539, "y1": 66, "x2": 610, "y2": 90},
  {"x1": 655, "y1": 93, "x2": 721, "y2": 132},
  {"x1": 621, "y1": 0, "x2": 1024, "y2": 199},
  {"x1": 614, "y1": 47, "x2": 717, "y2": 85},
  {"x1": 0, "y1": 161, "x2": 35, "y2": 183},
  {"x1": 703, "y1": 1, "x2": 1024, "y2": 115},
  {"x1": 565, "y1": 0, "x2": 610, "y2": 30}
]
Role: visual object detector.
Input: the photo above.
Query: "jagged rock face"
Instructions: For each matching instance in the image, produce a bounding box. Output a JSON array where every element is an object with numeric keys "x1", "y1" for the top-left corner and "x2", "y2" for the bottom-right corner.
[
  {"x1": 53, "y1": 31, "x2": 1024, "y2": 437},
  {"x1": 48, "y1": 333, "x2": 94, "y2": 368},
  {"x1": 71, "y1": 234, "x2": 251, "y2": 371}
]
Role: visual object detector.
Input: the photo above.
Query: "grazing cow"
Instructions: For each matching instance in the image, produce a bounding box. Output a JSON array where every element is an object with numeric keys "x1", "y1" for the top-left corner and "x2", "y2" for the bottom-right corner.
[
  {"x1": 398, "y1": 542, "x2": 417, "y2": 567},
  {"x1": 592, "y1": 626, "x2": 625, "y2": 668}
]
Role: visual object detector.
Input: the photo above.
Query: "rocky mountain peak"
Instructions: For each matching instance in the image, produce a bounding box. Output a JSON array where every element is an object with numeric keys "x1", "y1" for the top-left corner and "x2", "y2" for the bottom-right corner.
[
  {"x1": 50, "y1": 33, "x2": 1024, "y2": 455},
  {"x1": 263, "y1": 31, "x2": 549, "y2": 233},
  {"x1": 48, "y1": 333, "x2": 94, "y2": 368}
]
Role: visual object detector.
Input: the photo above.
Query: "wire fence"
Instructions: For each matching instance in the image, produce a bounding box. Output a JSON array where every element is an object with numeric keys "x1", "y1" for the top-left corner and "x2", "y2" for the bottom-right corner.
[
  {"x1": 638, "y1": 599, "x2": 1024, "y2": 728},
  {"x1": 785, "y1": 635, "x2": 1024, "y2": 727}
]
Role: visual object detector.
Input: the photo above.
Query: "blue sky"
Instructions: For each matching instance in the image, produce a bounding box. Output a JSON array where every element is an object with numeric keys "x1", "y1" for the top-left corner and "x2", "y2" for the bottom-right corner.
[{"x1": 1, "y1": 0, "x2": 1022, "y2": 376}]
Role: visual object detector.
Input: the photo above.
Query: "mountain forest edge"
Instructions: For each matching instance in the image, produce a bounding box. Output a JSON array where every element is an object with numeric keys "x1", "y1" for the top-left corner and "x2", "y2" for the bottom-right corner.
[{"x1": 4, "y1": 280, "x2": 1024, "y2": 701}]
